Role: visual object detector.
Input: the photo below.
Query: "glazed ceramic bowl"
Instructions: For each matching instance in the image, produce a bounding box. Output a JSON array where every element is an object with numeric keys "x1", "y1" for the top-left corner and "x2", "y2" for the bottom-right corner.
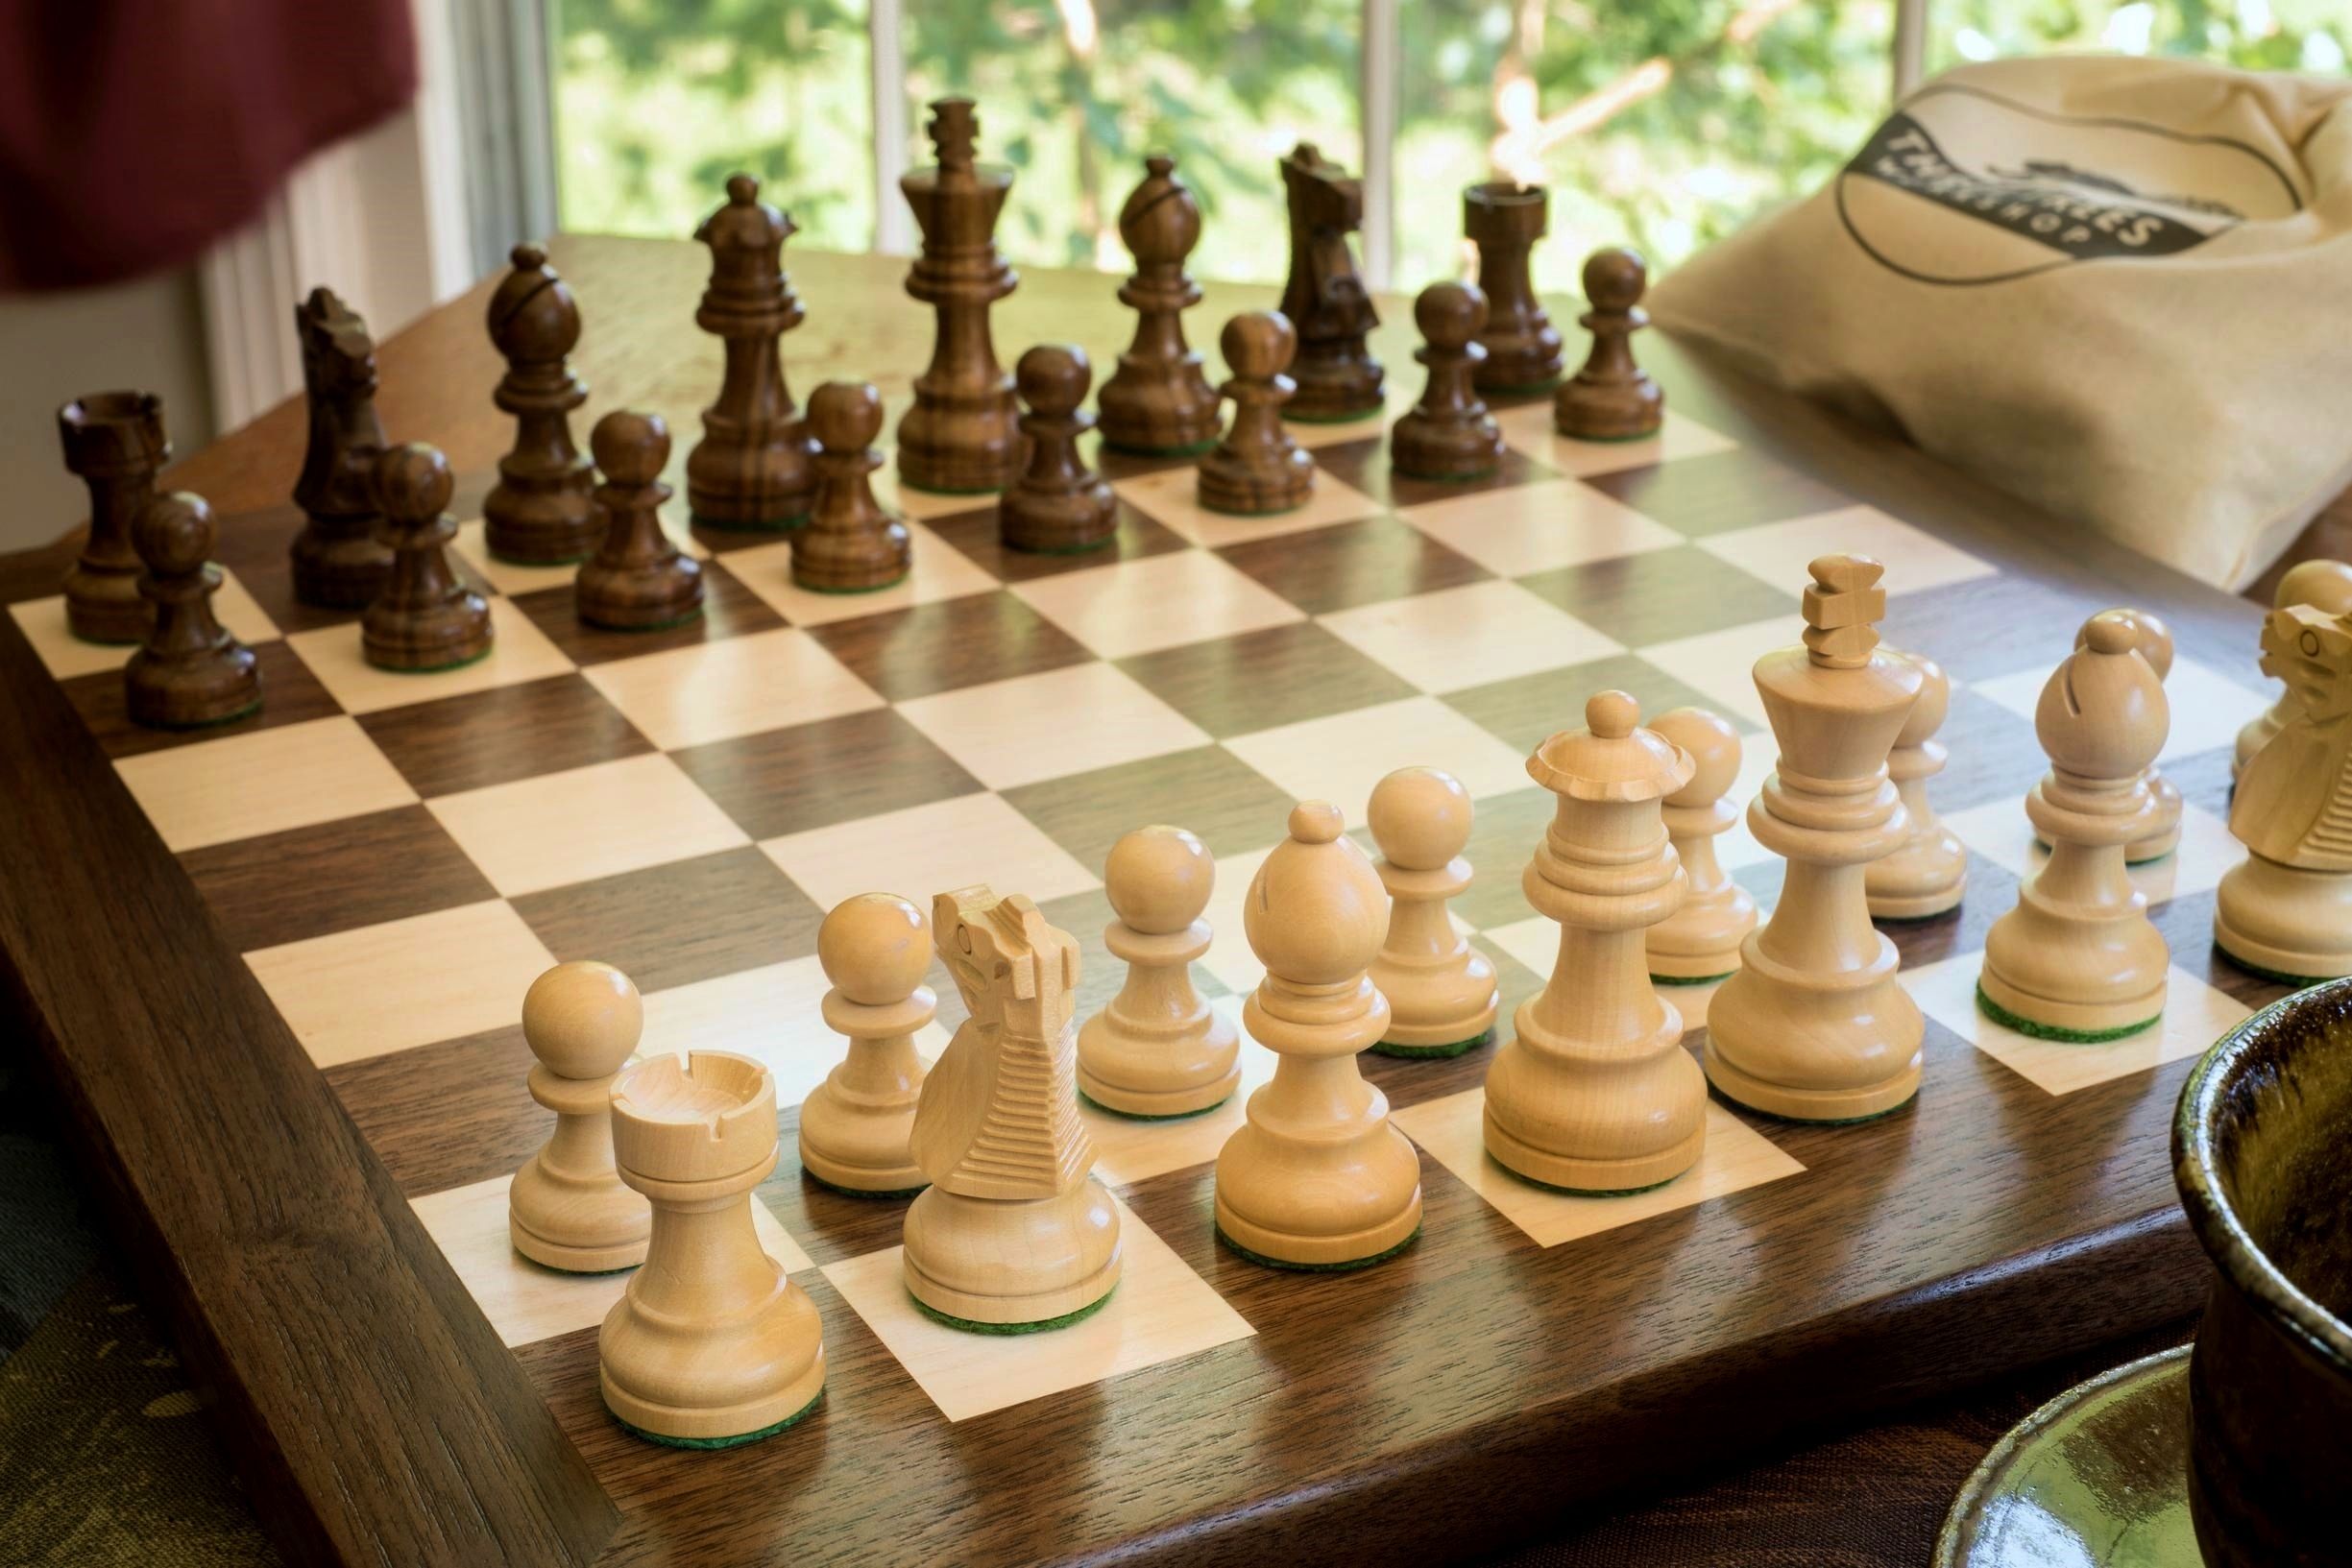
[{"x1": 2172, "y1": 979, "x2": 2352, "y2": 1568}]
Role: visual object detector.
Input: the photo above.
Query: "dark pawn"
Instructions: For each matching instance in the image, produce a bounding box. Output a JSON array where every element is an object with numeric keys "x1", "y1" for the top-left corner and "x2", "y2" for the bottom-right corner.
[
  {"x1": 364, "y1": 444, "x2": 494, "y2": 671},
  {"x1": 793, "y1": 383, "x2": 909, "y2": 593},
  {"x1": 290, "y1": 289, "x2": 395, "y2": 608},
  {"x1": 689, "y1": 175, "x2": 814, "y2": 531},
  {"x1": 58, "y1": 391, "x2": 169, "y2": 644},
  {"x1": 1097, "y1": 156, "x2": 1221, "y2": 456},
  {"x1": 1555, "y1": 248, "x2": 1663, "y2": 442},
  {"x1": 483, "y1": 244, "x2": 600, "y2": 564},
  {"x1": 577, "y1": 412, "x2": 703, "y2": 630},
  {"x1": 1392, "y1": 282, "x2": 1505, "y2": 482},
  {"x1": 1002, "y1": 345, "x2": 1116, "y2": 554},
  {"x1": 1197, "y1": 312, "x2": 1315, "y2": 517},
  {"x1": 125, "y1": 494, "x2": 259, "y2": 729}
]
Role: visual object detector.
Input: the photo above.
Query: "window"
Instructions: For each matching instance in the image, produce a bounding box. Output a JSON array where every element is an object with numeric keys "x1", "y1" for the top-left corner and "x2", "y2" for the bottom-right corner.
[{"x1": 546, "y1": 0, "x2": 2348, "y2": 287}]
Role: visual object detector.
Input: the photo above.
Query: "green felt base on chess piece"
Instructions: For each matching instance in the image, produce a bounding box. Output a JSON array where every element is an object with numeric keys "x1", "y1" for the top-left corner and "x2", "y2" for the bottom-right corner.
[
  {"x1": 1480, "y1": 375, "x2": 1563, "y2": 397},
  {"x1": 690, "y1": 513, "x2": 806, "y2": 535},
  {"x1": 590, "y1": 606, "x2": 707, "y2": 633},
  {"x1": 1006, "y1": 534, "x2": 1119, "y2": 557},
  {"x1": 2210, "y1": 947, "x2": 2335, "y2": 989},
  {"x1": 1369, "y1": 1027, "x2": 1492, "y2": 1060},
  {"x1": 796, "y1": 572, "x2": 910, "y2": 595},
  {"x1": 1709, "y1": 1080, "x2": 1919, "y2": 1128},
  {"x1": 144, "y1": 697, "x2": 264, "y2": 731},
  {"x1": 1280, "y1": 406, "x2": 1383, "y2": 425},
  {"x1": 910, "y1": 1283, "x2": 1118, "y2": 1336},
  {"x1": 1393, "y1": 464, "x2": 1501, "y2": 484},
  {"x1": 1078, "y1": 1089, "x2": 1231, "y2": 1122},
  {"x1": 1198, "y1": 496, "x2": 1309, "y2": 519},
  {"x1": 1975, "y1": 983, "x2": 2161, "y2": 1044},
  {"x1": 610, "y1": 1386, "x2": 823, "y2": 1450},
  {"x1": 1215, "y1": 1223, "x2": 1420, "y2": 1273},
  {"x1": 897, "y1": 479, "x2": 1006, "y2": 497},
  {"x1": 1559, "y1": 424, "x2": 1661, "y2": 444},
  {"x1": 801, "y1": 1169, "x2": 929, "y2": 1201},
  {"x1": 376, "y1": 644, "x2": 495, "y2": 675},
  {"x1": 488, "y1": 548, "x2": 594, "y2": 567},
  {"x1": 1652, "y1": 969, "x2": 1734, "y2": 986},
  {"x1": 1103, "y1": 438, "x2": 1219, "y2": 458},
  {"x1": 1500, "y1": 1164, "x2": 1680, "y2": 1200}
]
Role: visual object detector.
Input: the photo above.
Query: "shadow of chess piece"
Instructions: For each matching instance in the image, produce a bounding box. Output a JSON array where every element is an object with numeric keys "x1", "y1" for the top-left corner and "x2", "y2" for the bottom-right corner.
[
  {"x1": 1866, "y1": 652, "x2": 1968, "y2": 919},
  {"x1": 1555, "y1": 248, "x2": 1663, "y2": 443},
  {"x1": 688, "y1": 175, "x2": 814, "y2": 532},
  {"x1": 125, "y1": 493, "x2": 260, "y2": 729},
  {"x1": 1197, "y1": 311, "x2": 1315, "y2": 517},
  {"x1": 1277, "y1": 142, "x2": 1382, "y2": 422},
  {"x1": 897, "y1": 100, "x2": 1022, "y2": 495},
  {"x1": 57, "y1": 391, "x2": 168, "y2": 644},
  {"x1": 1001, "y1": 345, "x2": 1116, "y2": 555},
  {"x1": 793, "y1": 382, "x2": 909, "y2": 593},
  {"x1": 1098, "y1": 155, "x2": 1221, "y2": 456},
  {"x1": 1978, "y1": 614, "x2": 2170, "y2": 1040},
  {"x1": 290, "y1": 289, "x2": 395, "y2": 608},
  {"x1": 1391, "y1": 282, "x2": 1505, "y2": 483},
  {"x1": 577, "y1": 411, "x2": 702, "y2": 630},
  {"x1": 508, "y1": 961, "x2": 652, "y2": 1272},
  {"x1": 483, "y1": 244, "x2": 600, "y2": 565},
  {"x1": 364, "y1": 443, "x2": 494, "y2": 671}
]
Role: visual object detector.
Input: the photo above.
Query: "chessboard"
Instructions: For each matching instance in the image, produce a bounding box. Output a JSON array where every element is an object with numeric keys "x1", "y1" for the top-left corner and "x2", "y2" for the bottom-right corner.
[{"x1": 0, "y1": 238, "x2": 2291, "y2": 1566}]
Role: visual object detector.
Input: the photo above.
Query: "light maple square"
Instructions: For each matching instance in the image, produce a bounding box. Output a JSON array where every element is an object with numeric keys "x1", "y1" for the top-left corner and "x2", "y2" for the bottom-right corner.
[
  {"x1": 1390, "y1": 1090, "x2": 1802, "y2": 1247},
  {"x1": 638, "y1": 953, "x2": 950, "y2": 1109},
  {"x1": 1223, "y1": 695, "x2": 1532, "y2": 811},
  {"x1": 1396, "y1": 478, "x2": 1683, "y2": 578},
  {"x1": 1198, "y1": 843, "x2": 1279, "y2": 996},
  {"x1": 1492, "y1": 402, "x2": 1736, "y2": 477},
  {"x1": 895, "y1": 662, "x2": 1210, "y2": 790},
  {"x1": 1111, "y1": 465, "x2": 1385, "y2": 549},
  {"x1": 762, "y1": 791, "x2": 1100, "y2": 914},
  {"x1": 1903, "y1": 953, "x2": 2251, "y2": 1096},
  {"x1": 1317, "y1": 579, "x2": 1621, "y2": 693},
  {"x1": 1635, "y1": 614, "x2": 1808, "y2": 728},
  {"x1": 819, "y1": 1194, "x2": 1252, "y2": 1421},
  {"x1": 427, "y1": 753, "x2": 750, "y2": 897},
  {"x1": 10, "y1": 572, "x2": 280, "y2": 680},
  {"x1": 115, "y1": 714, "x2": 417, "y2": 853},
  {"x1": 1970, "y1": 655, "x2": 2269, "y2": 766},
  {"x1": 411, "y1": 1173, "x2": 812, "y2": 1349},
  {"x1": 246, "y1": 899, "x2": 556, "y2": 1067},
  {"x1": 286, "y1": 598, "x2": 575, "y2": 715},
  {"x1": 1010, "y1": 549, "x2": 1305, "y2": 660},
  {"x1": 724, "y1": 520, "x2": 997, "y2": 627},
  {"x1": 1698, "y1": 505, "x2": 1996, "y2": 598},
  {"x1": 582, "y1": 626, "x2": 884, "y2": 750}
]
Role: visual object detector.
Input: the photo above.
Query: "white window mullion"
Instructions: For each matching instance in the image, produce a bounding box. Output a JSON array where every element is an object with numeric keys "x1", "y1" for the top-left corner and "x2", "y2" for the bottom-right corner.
[
  {"x1": 870, "y1": 0, "x2": 913, "y2": 254},
  {"x1": 1359, "y1": 0, "x2": 1400, "y2": 291},
  {"x1": 1894, "y1": 0, "x2": 1929, "y2": 97}
]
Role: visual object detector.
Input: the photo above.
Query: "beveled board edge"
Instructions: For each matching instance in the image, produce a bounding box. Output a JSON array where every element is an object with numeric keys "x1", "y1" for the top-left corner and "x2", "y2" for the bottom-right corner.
[{"x1": 0, "y1": 608, "x2": 618, "y2": 1568}]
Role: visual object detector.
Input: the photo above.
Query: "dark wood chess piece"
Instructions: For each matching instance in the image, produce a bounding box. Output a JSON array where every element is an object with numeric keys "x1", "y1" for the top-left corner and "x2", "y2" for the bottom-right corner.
[
  {"x1": 1555, "y1": 247, "x2": 1663, "y2": 442},
  {"x1": 577, "y1": 411, "x2": 703, "y2": 630},
  {"x1": 364, "y1": 443, "x2": 495, "y2": 671},
  {"x1": 1392, "y1": 282, "x2": 1505, "y2": 482},
  {"x1": 291, "y1": 289, "x2": 396, "y2": 608},
  {"x1": 125, "y1": 493, "x2": 260, "y2": 729},
  {"x1": 483, "y1": 243, "x2": 600, "y2": 564},
  {"x1": 1464, "y1": 181, "x2": 1564, "y2": 393},
  {"x1": 56, "y1": 391, "x2": 168, "y2": 644},
  {"x1": 1198, "y1": 312, "x2": 1315, "y2": 517},
  {"x1": 1097, "y1": 155, "x2": 1220, "y2": 456},
  {"x1": 1002, "y1": 345, "x2": 1116, "y2": 554},
  {"x1": 688, "y1": 175, "x2": 814, "y2": 532},
  {"x1": 794, "y1": 382, "x2": 909, "y2": 593},
  {"x1": 897, "y1": 99, "x2": 1021, "y2": 495},
  {"x1": 1277, "y1": 143, "x2": 1381, "y2": 422}
]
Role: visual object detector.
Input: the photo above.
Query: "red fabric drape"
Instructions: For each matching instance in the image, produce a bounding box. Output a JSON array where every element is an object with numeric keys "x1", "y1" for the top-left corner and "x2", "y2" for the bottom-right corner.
[{"x1": 0, "y1": 0, "x2": 419, "y2": 290}]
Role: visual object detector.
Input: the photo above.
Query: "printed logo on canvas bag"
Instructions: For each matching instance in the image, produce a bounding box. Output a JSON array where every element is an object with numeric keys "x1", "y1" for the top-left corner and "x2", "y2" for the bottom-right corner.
[{"x1": 1836, "y1": 83, "x2": 2304, "y2": 284}]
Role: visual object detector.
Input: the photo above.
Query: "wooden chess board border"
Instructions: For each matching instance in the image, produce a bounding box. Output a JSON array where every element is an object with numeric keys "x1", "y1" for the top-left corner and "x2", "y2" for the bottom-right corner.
[{"x1": 0, "y1": 302, "x2": 2282, "y2": 1567}]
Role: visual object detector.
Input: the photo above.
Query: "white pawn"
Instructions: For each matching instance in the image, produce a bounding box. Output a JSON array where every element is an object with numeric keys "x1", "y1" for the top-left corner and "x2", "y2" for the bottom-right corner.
[
  {"x1": 1078, "y1": 826, "x2": 1241, "y2": 1118},
  {"x1": 799, "y1": 893, "x2": 934, "y2": 1195},
  {"x1": 1214, "y1": 802, "x2": 1423, "y2": 1270},
  {"x1": 509, "y1": 960, "x2": 652, "y2": 1272},
  {"x1": 601, "y1": 1051, "x2": 825, "y2": 1447},
  {"x1": 1866, "y1": 653, "x2": 1968, "y2": 918},
  {"x1": 1645, "y1": 707, "x2": 1757, "y2": 982},
  {"x1": 1367, "y1": 767, "x2": 1497, "y2": 1057}
]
